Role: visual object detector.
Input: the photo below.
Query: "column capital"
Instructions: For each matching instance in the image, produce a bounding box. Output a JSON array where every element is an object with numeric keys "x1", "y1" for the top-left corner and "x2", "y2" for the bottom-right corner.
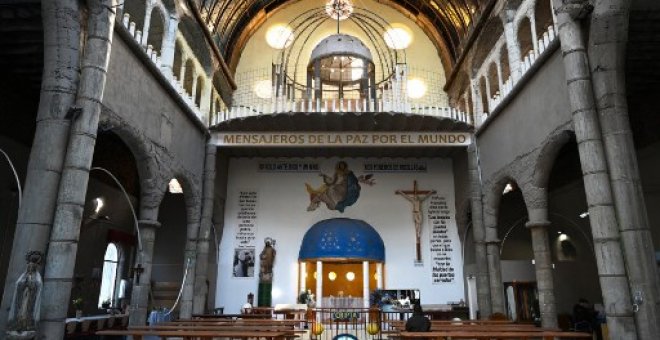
[
  {"x1": 138, "y1": 219, "x2": 161, "y2": 229},
  {"x1": 525, "y1": 220, "x2": 551, "y2": 228}
]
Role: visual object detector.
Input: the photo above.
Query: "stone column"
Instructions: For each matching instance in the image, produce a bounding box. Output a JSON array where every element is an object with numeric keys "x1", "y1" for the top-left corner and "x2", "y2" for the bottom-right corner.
[
  {"x1": 180, "y1": 191, "x2": 202, "y2": 319},
  {"x1": 524, "y1": 186, "x2": 557, "y2": 328},
  {"x1": 0, "y1": 0, "x2": 81, "y2": 332},
  {"x1": 159, "y1": 15, "x2": 179, "y2": 80},
  {"x1": 193, "y1": 144, "x2": 217, "y2": 315},
  {"x1": 178, "y1": 55, "x2": 187, "y2": 85},
  {"x1": 500, "y1": 9, "x2": 523, "y2": 82},
  {"x1": 39, "y1": 2, "x2": 115, "y2": 338},
  {"x1": 483, "y1": 75, "x2": 492, "y2": 108},
  {"x1": 483, "y1": 193, "x2": 505, "y2": 315},
  {"x1": 200, "y1": 78, "x2": 213, "y2": 123},
  {"x1": 128, "y1": 165, "x2": 167, "y2": 326},
  {"x1": 529, "y1": 12, "x2": 539, "y2": 56},
  {"x1": 588, "y1": 1, "x2": 660, "y2": 338},
  {"x1": 363, "y1": 261, "x2": 369, "y2": 308},
  {"x1": 467, "y1": 143, "x2": 492, "y2": 318},
  {"x1": 485, "y1": 241, "x2": 504, "y2": 314},
  {"x1": 470, "y1": 78, "x2": 484, "y2": 125},
  {"x1": 129, "y1": 220, "x2": 160, "y2": 326},
  {"x1": 316, "y1": 261, "x2": 323, "y2": 307},
  {"x1": 140, "y1": 2, "x2": 154, "y2": 47},
  {"x1": 527, "y1": 221, "x2": 557, "y2": 327},
  {"x1": 551, "y1": 0, "x2": 637, "y2": 337}
]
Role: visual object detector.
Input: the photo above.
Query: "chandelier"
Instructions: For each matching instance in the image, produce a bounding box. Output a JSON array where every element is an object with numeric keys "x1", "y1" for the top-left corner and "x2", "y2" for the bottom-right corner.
[{"x1": 325, "y1": 0, "x2": 353, "y2": 21}]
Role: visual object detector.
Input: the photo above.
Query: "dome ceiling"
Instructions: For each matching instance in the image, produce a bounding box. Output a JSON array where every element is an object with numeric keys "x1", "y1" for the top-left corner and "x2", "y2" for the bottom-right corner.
[{"x1": 192, "y1": 0, "x2": 489, "y2": 71}]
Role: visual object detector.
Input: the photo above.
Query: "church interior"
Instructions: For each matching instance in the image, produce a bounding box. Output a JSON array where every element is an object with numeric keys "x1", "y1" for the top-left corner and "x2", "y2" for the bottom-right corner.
[{"x1": 1, "y1": 0, "x2": 660, "y2": 339}]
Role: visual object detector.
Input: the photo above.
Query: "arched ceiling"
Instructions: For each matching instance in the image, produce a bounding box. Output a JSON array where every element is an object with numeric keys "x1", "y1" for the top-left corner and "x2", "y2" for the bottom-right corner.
[{"x1": 191, "y1": 0, "x2": 490, "y2": 72}]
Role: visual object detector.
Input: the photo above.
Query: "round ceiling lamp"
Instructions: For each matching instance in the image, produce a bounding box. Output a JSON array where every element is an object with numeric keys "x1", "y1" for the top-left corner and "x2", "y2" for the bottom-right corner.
[
  {"x1": 325, "y1": 0, "x2": 354, "y2": 21},
  {"x1": 407, "y1": 78, "x2": 427, "y2": 98},
  {"x1": 346, "y1": 272, "x2": 355, "y2": 281},
  {"x1": 384, "y1": 26, "x2": 412, "y2": 50},
  {"x1": 266, "y1": 24, "x2": 294, "y2": 49},
  {"x1": 254, "y1": 80, "x2": 272, "y2": 99},
  {"x1": 328, "y1": 271, "x2": 337, "y2": 281}
]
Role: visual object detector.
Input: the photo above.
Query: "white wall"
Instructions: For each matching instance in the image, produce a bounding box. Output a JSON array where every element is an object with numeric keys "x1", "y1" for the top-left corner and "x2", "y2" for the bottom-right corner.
[{"x1": 216, "y1": 157, "x2": 464, "y2": 312}]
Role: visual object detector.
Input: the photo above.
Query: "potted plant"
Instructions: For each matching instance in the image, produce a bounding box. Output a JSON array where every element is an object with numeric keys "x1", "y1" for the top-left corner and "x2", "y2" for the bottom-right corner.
[{"x1": 72, "y1": 297, "x2": 84, "y2": 318}]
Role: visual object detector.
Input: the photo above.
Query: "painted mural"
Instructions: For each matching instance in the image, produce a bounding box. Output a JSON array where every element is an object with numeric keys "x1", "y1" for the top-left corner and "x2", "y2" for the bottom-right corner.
[{"x1": 304, "y1": 161, "x2": 375, "y2": 212}]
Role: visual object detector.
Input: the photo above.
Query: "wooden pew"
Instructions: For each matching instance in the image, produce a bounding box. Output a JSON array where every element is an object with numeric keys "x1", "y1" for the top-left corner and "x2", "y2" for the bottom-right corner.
[
  {"x1": 398, "y1": 330, "x2": 593, "y2": 339},
  {"x1": 193, "y1": 313, "x2": 272, "y2": 319},
  {"x1": 167, "y1": 319, "x2": 303, "y2": 325},
  {"x1": 96, "y1": 329, "x2": 293, "y2": 340},
  {"x1": 128, "y1": 324, "x2": 307, "y2": 336},
  {"x1": 391, "y1": 322, "x2": 554, "y2": 332}
]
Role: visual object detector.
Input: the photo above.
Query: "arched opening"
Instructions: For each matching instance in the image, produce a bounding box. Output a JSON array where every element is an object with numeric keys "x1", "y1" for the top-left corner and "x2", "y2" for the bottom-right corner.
[
  {"x1": 71, "y1": 131, "x2": 140, "y2": 316},
  {"x1": 500, "y1": 46, "x2": 511, "y2": 90},
  {"x1": 299, "y1": 218, "x2": 384, "y2": 308},
  {"x1": 479, "y1": 76, "x2": 489, "y2": 113},
  {"x1": 546, "y1": 138, "x2": 602, "y2": 329},
  {"x1": 146, "y1": 7, "x2": 166, "y2": 55},
  {"x1": 487, "y1": 62, "x2": 500, "y2": 105},
  {"x1": 517, "y1": 17, "x2": 534, "y2": 63},
  {"x1": 173, "y1": 40, "x2": 183, "y2": 81},
  {"x1": 497, "y1": 181, "x2": 538, "y2": 323},
  {"x1": 152, "y1": 178, "x2": 189, "y2": 314},
  {"x1": 183, "y1": 59, "x2": 195, "y2": 97},
  {"x1": 534, "y1": 0, "x2": 554, "y2": 41},
  {"x1": 123, "y1": 0, "x2": 147, "y2": 34},
  {"x1": 98, "y1": 243, "x2": 120, "y2": 308},
  {"x1": 195, "y1": 76, "x2": 204, "y2": 107}
]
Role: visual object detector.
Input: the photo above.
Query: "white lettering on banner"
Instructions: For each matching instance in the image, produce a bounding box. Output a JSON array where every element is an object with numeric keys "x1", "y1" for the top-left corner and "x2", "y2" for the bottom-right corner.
[
  {"x1": 212, "y1": 132, "x2": 471, "y2": 147},
  {"x1": 428, "y1": 195, "x2": 456, "y2": 284}
]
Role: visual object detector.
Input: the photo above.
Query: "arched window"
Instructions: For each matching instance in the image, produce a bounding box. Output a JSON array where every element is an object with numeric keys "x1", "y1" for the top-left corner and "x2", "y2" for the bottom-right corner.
[{"x1": 98, "y1": 243, "x2": 120, "y2": 307}]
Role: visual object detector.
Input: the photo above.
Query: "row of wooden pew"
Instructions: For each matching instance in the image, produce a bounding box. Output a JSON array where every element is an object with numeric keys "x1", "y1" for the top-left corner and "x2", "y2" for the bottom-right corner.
[
  {"x1": 388, "y1": 319, "x2": 593, "y2": 340},
  {"x1": 96, "y1": 315, "x2": 594, "y2": 339},
  {"x1": 96, "y1": 317, "x2": 304, "y2": 339}
]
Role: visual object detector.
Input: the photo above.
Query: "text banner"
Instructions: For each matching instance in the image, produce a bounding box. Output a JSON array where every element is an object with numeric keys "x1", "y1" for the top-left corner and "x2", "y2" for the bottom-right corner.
[{"x1": 212, "y1": 132, "x2": 471, "y2": 147}]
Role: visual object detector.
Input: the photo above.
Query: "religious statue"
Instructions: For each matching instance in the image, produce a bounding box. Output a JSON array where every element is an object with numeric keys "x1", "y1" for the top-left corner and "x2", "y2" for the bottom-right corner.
[
  {"x1": 6, "y1": 251, "x2": 43, "y2": 340},
  {"x1": 396, "y1": 180, "x2": 436, "y2": 262},
  {"x1": 259, "y1": 238, "x2": 276, "y2": 283},
  {"x1": 305, "y1": 161, "x2": 374, "y2": 212}
]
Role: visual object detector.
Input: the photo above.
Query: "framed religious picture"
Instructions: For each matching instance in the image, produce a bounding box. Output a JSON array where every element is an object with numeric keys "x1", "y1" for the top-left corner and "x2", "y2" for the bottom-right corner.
[{"x1": 232, "y1": 248, "x2": 255, "y2": 278}]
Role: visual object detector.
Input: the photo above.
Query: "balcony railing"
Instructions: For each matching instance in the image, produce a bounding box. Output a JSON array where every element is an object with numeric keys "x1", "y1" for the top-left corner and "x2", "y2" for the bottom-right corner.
[{"x1": 211, "y1": 98, "x2": 471, "y2": 126}]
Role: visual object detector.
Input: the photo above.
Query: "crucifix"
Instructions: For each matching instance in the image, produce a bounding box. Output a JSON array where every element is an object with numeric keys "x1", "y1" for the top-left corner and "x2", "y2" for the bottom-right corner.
[{"x1": 396, "y1": 180, "x2": 436, "y2": 263}]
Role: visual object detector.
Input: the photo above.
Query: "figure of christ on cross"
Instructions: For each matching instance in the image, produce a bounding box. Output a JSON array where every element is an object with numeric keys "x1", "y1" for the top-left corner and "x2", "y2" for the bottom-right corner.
[{"x1": 396, "y1": 180, "x2": 436, "y2": 263}]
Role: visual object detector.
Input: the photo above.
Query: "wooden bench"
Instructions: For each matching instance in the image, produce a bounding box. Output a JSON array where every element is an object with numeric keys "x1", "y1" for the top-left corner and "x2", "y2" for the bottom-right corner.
[
  {"x1": 391, "y1": 323, "x2": 556, "y2": 332},
  {"x1": 96, "y1": 329, "x2": 294, "y2": 340},
  {"x1": 397, "y1": 330, "x2": 592, "y2": 339},
  {"x1": 168, "y1": 319, "x2": 304, "y2": 325},
  {"x1": 193, "y1": 313, "x2": 272, "y2": 319}
]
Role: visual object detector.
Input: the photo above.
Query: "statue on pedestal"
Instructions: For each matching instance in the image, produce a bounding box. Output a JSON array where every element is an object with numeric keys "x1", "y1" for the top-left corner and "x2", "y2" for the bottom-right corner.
[
  {"x1": 258, "y1": 238, "x2": 276, "y2": 307},
  {"x1": 6, "y1": 251, "x2": 43, "y2": 340},
  {"x1": 259, "y1": 238, "x2": 276, "y2": 283}
]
